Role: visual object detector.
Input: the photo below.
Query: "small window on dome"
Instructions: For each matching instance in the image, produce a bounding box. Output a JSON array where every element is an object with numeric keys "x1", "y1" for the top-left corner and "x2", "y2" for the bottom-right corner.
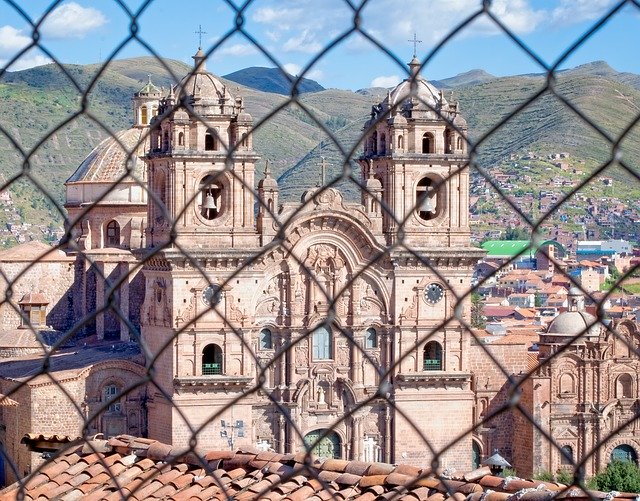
[
  {"x1": 140, "y1": 106, "x2": 148, "y2": 125},
  {"x1": 397, "y1": 135, "x2": 403, "y2": 150},
  {"x1": 178, "y1": 132, "x2": 184, "y2": 146}
]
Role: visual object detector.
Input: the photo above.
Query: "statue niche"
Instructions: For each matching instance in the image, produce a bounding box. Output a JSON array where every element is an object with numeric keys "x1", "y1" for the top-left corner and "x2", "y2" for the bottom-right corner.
[{"x1": 302, "y1": 244, "x2": 349, "y2": 318}]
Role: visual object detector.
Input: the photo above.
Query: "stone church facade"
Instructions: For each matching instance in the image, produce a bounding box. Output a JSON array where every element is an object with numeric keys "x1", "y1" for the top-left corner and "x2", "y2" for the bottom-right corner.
[
  {"x1": 3, "y1": 48, "x2": 640, "y2": 484},
  {"x1": 139, "y1": 51, "x2": 482, "y2": 468}
]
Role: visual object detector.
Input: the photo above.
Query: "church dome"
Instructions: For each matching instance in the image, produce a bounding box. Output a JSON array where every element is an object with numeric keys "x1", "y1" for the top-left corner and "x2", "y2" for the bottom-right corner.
[
  {"x1": 65, "y1": 128, "x2": 149, "y2": 207},
  {"x1": 385, "y1": 77, "x2": 445, "y2": 111},
  {"x1": 547, "y1": 310, "x2": 600, "y2": 337},
  {"x1": 66, "y1": 128, "x2": 149, "y2": 184},
  {"x1": 176, "y1": 48, "x2": 234, "y2": 104},
  {"x1": 546, "y1": 288, "x2": 600, "y2": 339}
]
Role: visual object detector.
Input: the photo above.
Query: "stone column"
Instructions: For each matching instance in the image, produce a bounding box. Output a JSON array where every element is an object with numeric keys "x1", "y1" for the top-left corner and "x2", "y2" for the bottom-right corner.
[
  {"x1": 119, "y1": 262, "x2": 130, "y2": 341},
  {"x1": 95, "y1": 261, "x2": 105, "y2": 340}
]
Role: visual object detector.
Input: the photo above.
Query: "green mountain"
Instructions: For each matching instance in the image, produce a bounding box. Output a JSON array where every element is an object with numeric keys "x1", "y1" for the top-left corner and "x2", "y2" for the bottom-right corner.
[
  {"x1": 223, "y1": 67, "x2": 324, "y2": 95},
  {"x1": 0, "y1": 57, "x2": 638, "y2": 245}
]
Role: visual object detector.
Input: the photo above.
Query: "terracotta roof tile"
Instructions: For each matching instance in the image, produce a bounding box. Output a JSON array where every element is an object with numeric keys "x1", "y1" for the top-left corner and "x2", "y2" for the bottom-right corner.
[{"x1": 4, "y1": 434, "x2": 638, "y2": 501}]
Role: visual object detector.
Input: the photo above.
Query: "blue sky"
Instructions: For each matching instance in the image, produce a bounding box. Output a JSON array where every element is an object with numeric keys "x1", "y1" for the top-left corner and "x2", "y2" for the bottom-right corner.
[{"x1": 0, "y1": 0, "x2": 638, "y2": 90}]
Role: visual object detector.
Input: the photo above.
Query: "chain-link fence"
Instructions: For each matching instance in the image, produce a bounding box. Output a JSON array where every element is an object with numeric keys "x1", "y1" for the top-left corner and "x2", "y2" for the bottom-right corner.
[{"x1": 1, "y1": 0, "x2": 640, "y2": 499}]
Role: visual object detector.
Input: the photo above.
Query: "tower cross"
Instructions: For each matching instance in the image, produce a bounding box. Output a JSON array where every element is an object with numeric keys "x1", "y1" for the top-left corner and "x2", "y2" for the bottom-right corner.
[
  {"x1": 195, "y1": 25, "x2": 207, "y2": 49},
  {"x1": 318, "y1": 157, "x2": 328, "y2": 186},
  {"x1": 408, "y1": 32, "x2": 422, "y2": 57}
]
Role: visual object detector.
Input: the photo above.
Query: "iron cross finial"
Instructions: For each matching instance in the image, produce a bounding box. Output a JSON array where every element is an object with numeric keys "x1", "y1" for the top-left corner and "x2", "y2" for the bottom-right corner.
[
  {"x1": 195, "y1": 25, "x2": 207, "y2": 49},
  {"x1": 408, "y1": 32, "x2": 422, "y2": 57}
]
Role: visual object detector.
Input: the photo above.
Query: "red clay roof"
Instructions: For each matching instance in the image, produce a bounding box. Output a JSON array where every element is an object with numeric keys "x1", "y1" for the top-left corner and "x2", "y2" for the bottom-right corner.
[{"x1": 1, "y1": 434, "x2": 635, "y2": 501}]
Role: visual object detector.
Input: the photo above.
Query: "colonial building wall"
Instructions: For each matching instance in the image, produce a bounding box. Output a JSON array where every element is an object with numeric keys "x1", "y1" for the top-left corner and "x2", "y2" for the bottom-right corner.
[
  {"x1": 394, "y1": 385, "x2": 475, "y2": 469},
  {"x1": 0, "y1": 250, "x2": 75, "y2": 331}
]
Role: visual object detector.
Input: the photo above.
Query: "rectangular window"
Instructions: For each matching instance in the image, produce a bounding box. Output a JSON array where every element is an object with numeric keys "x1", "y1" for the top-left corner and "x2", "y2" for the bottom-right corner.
[{"x1": 312, "y1": 326, "x2": 331, "y2": 360}]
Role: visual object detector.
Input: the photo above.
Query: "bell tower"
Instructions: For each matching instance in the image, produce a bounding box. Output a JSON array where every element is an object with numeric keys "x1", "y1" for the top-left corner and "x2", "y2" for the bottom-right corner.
[
  {"x1": 358, "y1": 56, "x2": 470, "y2": 249},
  {"x1": 146, "y1": 48, "x2": 260, "y2": 249},
  {"x1": 358, "y1": 56, "x2": 484, "y2": 469}
]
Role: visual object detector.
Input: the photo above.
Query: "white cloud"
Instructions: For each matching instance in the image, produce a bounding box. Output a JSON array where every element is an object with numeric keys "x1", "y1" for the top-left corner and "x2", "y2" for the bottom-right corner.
[
  {"x1": 282, "y1": 29, "x2": 323, "y2": 53},
  {"x1": 0, "y1": 52, "x2": 51, "y2": 71},
  {"x1": 371, "y1": 75, "x2": 401, "y2": 88},
  {"x1": 550, "y1": 0, "x2": 617, "y2": 25},
  {"x1": 0, "y1": 25, "x2": 31, "y2": 53},
  {"x1": 40, "y1": 2, "x2": 107, "y2": 39},
  {"x1": 252, "y1": 7, "x2": 303, "y2": 30},
  {"x1": 283, "y1": 63, "x2": 301, "y2": 76},
  {"x1": 265, "y1": 30, "x2": 281, "y2": 42},
  {"x1": 215, "y1": 43, "x2": 258, "y2": 57},
  {"x1": 306, "y1": 68, "x2": 324, "y2": 81}
]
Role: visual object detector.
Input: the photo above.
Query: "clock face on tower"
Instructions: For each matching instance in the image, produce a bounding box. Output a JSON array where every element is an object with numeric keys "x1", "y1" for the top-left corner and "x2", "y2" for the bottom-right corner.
[
  {"x1": 202, "y1": 285, "x2": 222, "y2": 306},
  {"x1": 424, "y1": 283, "x2": 444, "y2": 305}
]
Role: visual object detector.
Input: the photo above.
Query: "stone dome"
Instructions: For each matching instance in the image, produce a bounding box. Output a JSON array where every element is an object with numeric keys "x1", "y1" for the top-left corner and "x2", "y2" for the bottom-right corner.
[
  {"x1": 384, "y1": 77, "x2": 445, "y2": 111},
  {"x1": 65, "y1": 128, "x2": 149, "y2": 206},
  {"x1": 176, "y1": 48, "x2": 234, "y2": 104},
  {"x1": 67, "y1": 128, "x2": 149, "y2": 183},
  {"x1": 547, "y1": 310, "x2": 600, "y2": 337}
]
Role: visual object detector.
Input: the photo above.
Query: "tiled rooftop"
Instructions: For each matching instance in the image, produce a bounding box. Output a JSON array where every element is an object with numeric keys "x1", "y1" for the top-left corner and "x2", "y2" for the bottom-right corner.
[{"x1": 2, "y1": 435, "x2": 636, "y2": 501}]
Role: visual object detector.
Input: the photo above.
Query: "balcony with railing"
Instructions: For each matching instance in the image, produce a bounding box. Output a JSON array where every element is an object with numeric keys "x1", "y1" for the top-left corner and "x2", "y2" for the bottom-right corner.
[
  {"x1": 202, "y1": 363, "x2": 222, "y2": 375},
  {"x1": 423, "y1": 359, "x2": 442, "y2": 371}
]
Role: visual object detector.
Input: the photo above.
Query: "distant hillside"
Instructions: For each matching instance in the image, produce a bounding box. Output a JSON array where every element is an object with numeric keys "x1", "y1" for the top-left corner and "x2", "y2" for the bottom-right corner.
[
  {"x1": 223, "y1": 67, "x2": 324, "y2": 95},
  {"x1": 431, "y1": 69, "x2": 495, "y2": 89},
  {"x1": 0, "y1": 57, "x2": 639, "y2": 245}
]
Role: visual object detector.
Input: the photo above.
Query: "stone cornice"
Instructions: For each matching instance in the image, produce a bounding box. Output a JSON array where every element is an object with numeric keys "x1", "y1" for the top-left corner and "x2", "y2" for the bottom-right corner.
[
  {"x1": 395, "y1": 372, "x2": 472, "y2": 387},
  {"x1": 174, "y1": 375, "x2": 254, "y2": 390}
]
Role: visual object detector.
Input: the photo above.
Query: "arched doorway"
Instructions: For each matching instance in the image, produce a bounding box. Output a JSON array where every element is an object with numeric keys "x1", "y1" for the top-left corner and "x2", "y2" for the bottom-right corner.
[
  {"x1": 304, "y1": 429, "x2": 341, "y2": 459},
  {"x1": 612, "y1": 444, "x2": 638, "y2": 463}
]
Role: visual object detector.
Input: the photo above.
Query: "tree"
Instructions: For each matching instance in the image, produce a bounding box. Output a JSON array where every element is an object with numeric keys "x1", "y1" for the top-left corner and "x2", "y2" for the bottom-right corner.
[
  {"x1": 504, "y1": 227, "x2": 530, "y2": 240},
  {"x1": 589, "y1": 461, "x2": 640, "y2": 493},
  {"x1": 471, "y1": 292, "x2": 486, "y2": 329}
]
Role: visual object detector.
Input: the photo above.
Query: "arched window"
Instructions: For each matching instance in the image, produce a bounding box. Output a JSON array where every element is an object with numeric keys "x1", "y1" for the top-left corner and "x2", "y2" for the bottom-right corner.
[
  {"x1": 199, "y1": 175, "x2": 222, "y2": 220},
  {"x1": 423, "y1": 341, "x2": 443, "y2": 371},
  {"x1": 397, "y1": 135, "x2": 404, "y2": 150},
  {"x1": 241, "y1": 133, "x2": 248, "y2": 148},
  {"x1": 416, "y1": 177, "x2": 438, "y2": 220},
  {"x1": 202, "y1": 344, "x2": 223, "y2": 375},
  {"x1": 140, "y1": 106, "x2": 148, "y2": 125},
  {"x1": 559, "y1": 373, "x2": 575, "y2": 394},
  {"x1": 365, "y1": 327, "x2": 378, "y2": 349},
  {"x1": 163, "y1": 130, "x2": 169, "y2": 150},
  {"x1": 205, "y1": 132, "x2": 216, "y2": 151},
  {"x1": 259, "y1": 328, "x2": 273, "y2": 350},
  {"x1": 457, "y1": 137, "x2": 464, "y2": 150},
  {"x1": 617, "y1": 374, "x2": 633, "y2": 398},
  {"x1": 106, "y1": 220, "x2": 120, "y2": 247},
  {"x1": 371, "y1": 131, "x2": 378, "y2": 155},
  {"x1": 103, "y1": 384, "x2": 122, "y2": 413},
  {"x1": 472, "y1": 441, "x2": 482, "y2": 469},
  {"x1": 445, "y1": 129, "x2": 453, "y2": 153},
  {"x1": 312, "y1": 325, "x2": 332, "y2": 360},
  {"x1": 422, "y1": 132, "x2": 434, "y2": 153},
  {"x1": 379, "y1": 133, "x2": 386, "y2": 155},
  {"x1": 178, "y1": 132, "x2": 184, "y2": 146},
  {"x1": 612, "y1": 444, "x2": 638, "y2": 463},
  {"x1": 560, "y1": 445, "x2": 573, "y2": 465}
]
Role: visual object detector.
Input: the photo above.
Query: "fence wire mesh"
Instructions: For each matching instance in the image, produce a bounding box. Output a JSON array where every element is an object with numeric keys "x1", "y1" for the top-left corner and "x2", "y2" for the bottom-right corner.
[{"x1": 0, "y1": 0, "x2": 639, "y2": 499}]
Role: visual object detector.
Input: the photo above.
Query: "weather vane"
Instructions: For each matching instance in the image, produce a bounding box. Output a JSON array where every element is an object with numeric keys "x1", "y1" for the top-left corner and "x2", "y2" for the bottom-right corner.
[
  {"x1": 195, "y1": 25, "x2": 207, "y2": 49},
  {"x1": 408, "y1": 32, "x2": 422, "y2": 57}
]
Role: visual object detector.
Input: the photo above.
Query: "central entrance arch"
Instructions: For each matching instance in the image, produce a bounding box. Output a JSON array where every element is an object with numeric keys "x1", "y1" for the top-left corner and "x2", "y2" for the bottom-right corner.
[{"x1": 304, "y1": 429, "x2": 342, "y2": 459}]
